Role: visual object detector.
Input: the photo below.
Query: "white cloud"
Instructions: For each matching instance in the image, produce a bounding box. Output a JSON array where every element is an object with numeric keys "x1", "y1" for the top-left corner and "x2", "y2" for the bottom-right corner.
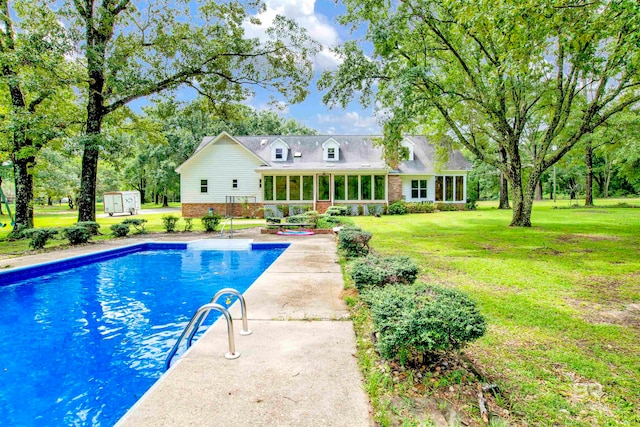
[
  {"x1": 315, "y1": 111, "x2": 380, "y2": 134},
  {"x1": 243, "y1": 0, "x2": 342, "y2": 71}
]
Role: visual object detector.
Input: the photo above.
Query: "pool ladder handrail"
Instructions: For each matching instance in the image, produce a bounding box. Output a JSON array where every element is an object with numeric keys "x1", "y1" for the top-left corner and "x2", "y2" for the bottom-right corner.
[
  {"x1": 219, "y1": 216, "x2": 233, "y2": 238},
  {"x1": 164, "y1": 289, "x2": 251, "y2": 371},
  {"x1": 187, "y1": 288, "x2": 252, "y2": 347}
]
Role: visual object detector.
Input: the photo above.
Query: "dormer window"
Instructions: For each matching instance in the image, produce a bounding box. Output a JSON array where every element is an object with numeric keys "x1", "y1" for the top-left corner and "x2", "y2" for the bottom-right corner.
[
  {"x1": 401, "y1": 138, "x2": 415, "y2": 161},
  {"x1": 270, "y1": 139, "x2": 290, "y2": 162},
  {"x1": 322, "y1": 138, "x2": 340, "y2": 161}
]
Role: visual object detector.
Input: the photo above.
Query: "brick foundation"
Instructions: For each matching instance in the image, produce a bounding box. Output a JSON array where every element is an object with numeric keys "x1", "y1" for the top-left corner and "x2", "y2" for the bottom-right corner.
[
  {"x1": 315, "y1": 201, "x2": 333, "y2": 214},
  {"x1": 182, "y1": 203, "x2": 263, "y2": 218},
  {"x1": 388, "y1": 175, "x2": 403, "y2": 202}
]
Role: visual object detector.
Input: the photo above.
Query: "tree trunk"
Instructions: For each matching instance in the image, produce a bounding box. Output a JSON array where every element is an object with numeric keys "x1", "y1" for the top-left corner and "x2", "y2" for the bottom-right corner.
[
  {"x1": 534, "y1": 180, "x2": 542, "y2": 201},
  {"x1": 162, "y1": 191, "x2": 169, "y2": 207},
  {"x1": 507, "y1": 155, "x2": 535, "y2": 227},
  {"x1": 12, "y1": 157, "x2": 34, "y2": 229},
  {"x1": 585, "y1": 141, "x2": 594, "y2": 206},
  {"x1": 604, "y1": 156, "x2": 612, "y2": 198},
  {"x1": 498, "y1": 147, "x2": 510, "y2": 209}
]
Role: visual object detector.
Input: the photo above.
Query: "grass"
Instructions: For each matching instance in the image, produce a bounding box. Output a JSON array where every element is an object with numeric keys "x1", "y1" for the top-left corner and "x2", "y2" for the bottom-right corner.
[
  {"x1": 0, "y1": 203, "x2": 263, "y2": 257},
  {"x1": 348, "y1": 197, "x2": 640, "y2": 426}
]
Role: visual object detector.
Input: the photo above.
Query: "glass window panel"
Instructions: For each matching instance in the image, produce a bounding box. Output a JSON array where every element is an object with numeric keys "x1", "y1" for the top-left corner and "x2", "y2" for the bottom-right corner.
[
  {"x1": 411, "y1": 180, "x2": 419, "y2": 189},
  {"x1": 445, "y1": 176, "x2": 453, "y2": 201},
  {"x1": 420, "y1": 180, "x2": 427, "y2": 198},
  {"x1": 318, "y1": 175, "x2": 330, "y2": 200},
  {"x1": 264, "y1": 176, "x2": 273, "y2": 201},
  {"x1": 361, "y1": 176, "x2": 372, "y2": 200},
  {"x1": 200, "y1": 179, "x2": 208, "y2": 193},
  {"x1": 334, "y1": 175, "x2": 345, "y2": 200},
  {"x1": 302, "y1": 176, "x2": 314, "y2": 200},
  {"x1": 276, "y1": 176, "x2": 287, "y2": 201},
  {"x1": 374, "y1": 175, "x2": 385, "y2": 200},
  {"x1": 435, "y1": 176, "x2": 443, "y2": 201},
  {"x1": 327, "y1": 147, "x2": 335, "y2": 159},
  {"x1": 347, "y1": 175, "x2": 359, "y2": 200},
  {"x1": 289, "y1": 176, "x2": 300, "y2": 201},
  {"x1": 456, "y1": 176, "x2": 464, "y2": 201},
  {"x1": 275, "y1": 148, "x2": 283, "y2": 159}
]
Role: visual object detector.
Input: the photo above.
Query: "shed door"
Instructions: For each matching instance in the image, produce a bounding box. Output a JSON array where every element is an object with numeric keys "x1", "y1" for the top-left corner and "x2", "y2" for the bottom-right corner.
[{"x1": 113, "y1": 195, "x2": 123, "y2": 212}]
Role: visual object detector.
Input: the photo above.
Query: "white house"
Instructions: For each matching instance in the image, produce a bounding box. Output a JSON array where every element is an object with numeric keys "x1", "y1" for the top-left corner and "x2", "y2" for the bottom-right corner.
[{"x1": 176, "y1": 132, "x2": 472, "y2": 217}]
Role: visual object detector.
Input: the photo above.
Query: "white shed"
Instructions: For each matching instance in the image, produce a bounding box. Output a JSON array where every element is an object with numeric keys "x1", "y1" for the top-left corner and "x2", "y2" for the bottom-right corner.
[{"x1": 103, "y1": 191, "x2": 141, "y2": 216}]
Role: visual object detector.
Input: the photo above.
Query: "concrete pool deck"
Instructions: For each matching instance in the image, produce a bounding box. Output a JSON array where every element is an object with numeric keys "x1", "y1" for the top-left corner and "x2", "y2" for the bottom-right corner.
[{"x1": 1, "y1": 230, "x2": 372, "y2": 426}]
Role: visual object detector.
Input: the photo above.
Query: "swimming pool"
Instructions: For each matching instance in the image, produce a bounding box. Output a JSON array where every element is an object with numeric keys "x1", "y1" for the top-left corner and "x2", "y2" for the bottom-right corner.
[{"x1": 0, "y1": 241, "x2": 288, "y2": 426}]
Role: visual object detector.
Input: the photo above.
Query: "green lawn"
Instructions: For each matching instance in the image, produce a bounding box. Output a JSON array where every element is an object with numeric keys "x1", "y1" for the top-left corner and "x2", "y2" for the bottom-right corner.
[
  {"x1": 350, "y1": 198, "x2": 640, "y2": 426},
  {"x1": 0, "y1": 204, "x2": 263, "y2": 257}
]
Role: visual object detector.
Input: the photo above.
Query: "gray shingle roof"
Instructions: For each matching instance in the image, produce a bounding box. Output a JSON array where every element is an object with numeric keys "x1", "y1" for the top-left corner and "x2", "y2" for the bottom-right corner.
[{"x1": 192, "y1": 134, "x2": 471, "y2": 173}]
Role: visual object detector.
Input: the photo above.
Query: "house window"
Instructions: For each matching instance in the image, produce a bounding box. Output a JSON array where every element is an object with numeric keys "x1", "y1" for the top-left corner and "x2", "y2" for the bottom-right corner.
[
  {"x1": 276, "y1": 176, "x2": 287, "y2": 201},
  {"x1": 200, "y1": 179, "x2": 208, "y2": 193},
  {"x1": 318, "y1": 175, "x2": 330, "y2": 201},
  {"x1": 435, "y1": 176, "x2": 443, "y2": 201},
  {"x1": 302, "y1": 175, "x2": 314, "y2": 200},
  {"x1": 232, "y1": 179, "x2": 238, "y2": 189},
  {"x1": 347, "y1": 175, "x2": 359, "y2": 200},
  {"x1": 455, "y1": 176, "x2": 464, "y2": 201},
  {"x1": 334, "y1": 175, "x2": 345, "y2": 200},
  {"x1": 327, "y1": 147, "x2": 335, "y2": 159},
  {"x1": 445, "y1": 176, "x2": 454, "y2": 201},
  {"x1": 361, "y1": 175, "x2": 372, "y2": 200},
  {"x1": 264, "y1": 176, "x2": 273, "y2": 200},
  {"x1": 374, "y1": 175, "x2": 386, "y2": 200},
  {"x1": 411, "y1": 180, "x2": 427, "y2": 199},
  {"x1": 289, "y1": 176, "x2": 301, "y2": 201},
  {"x1": 275, "y1": 148, "x2": 283, "y2": 160}
]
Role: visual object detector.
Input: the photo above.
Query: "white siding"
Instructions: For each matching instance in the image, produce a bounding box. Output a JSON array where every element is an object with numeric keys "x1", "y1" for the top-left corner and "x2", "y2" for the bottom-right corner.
[
  {"x1": 401, "y1": 175, "x2": 435, "y2": 202},
  {"x1": 180, "y1": 136, "x2": 264, "y2": 203}
]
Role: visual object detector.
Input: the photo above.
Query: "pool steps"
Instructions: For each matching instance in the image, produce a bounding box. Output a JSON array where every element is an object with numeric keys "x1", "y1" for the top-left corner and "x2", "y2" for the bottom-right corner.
[{"x1": 165, "y1": 288, "x2": 251, "y2": 370}]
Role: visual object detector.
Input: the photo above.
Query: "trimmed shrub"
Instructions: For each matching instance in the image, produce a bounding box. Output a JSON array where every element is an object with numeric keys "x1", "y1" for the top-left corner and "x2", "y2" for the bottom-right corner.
[
  {"x1": 162, "y1": 214, "x2": 180, "y2": 232},
  {"x1": 121, "y1": 218, "x2": 147, "y2": 233},
  {"x1": 351, "y1": 255, "x2": 419, "y2": 291},
  {"x1": 290, "y1": 204, "x2": 311, "y2": 216},
  {"x1": 387, "y1": 201, "x2": 408, "y2": 215},
  {"x1": 338, "y1": 228, "x2": 372, "y2": 257},
  {"x1": 365, "y1": 204, "x2": 384, "y2": 216},
  {"x1": 287, "y1": 214, "x2": 309, "y2": 224},
  {"x1": 466, "y1": 199, "x2": 478, "y2": 210},
  {"x1": 63, "y1": 226, "x2": 91, "y2": 245},
  {"x1": 183, "y1": 218, "x2": 193, "y2": 232},
  {"x1": 438, "y1": 203, "x2": 458, "y2": 211},
  {"x1": 367, "y1": 283, "x2": 487, "y2": 362},
  {"x1": 326, "y1": 206, "x2": 348, "y2": 216},
  {"x1": 76, "y1": 221, "x2": 101, "y2": 235},
  {"x1": 22, "y1": 228, "x2": 58, "y2": 250},
  {"x1": 201, "y1": 214, "x2": 221, "y2": 232},
  {"x1": 405, "y1": 202, "x2": 435, "y2": 214},
  {"x1": 110, "y1": 223, "x2": 130, "y2": 237}
]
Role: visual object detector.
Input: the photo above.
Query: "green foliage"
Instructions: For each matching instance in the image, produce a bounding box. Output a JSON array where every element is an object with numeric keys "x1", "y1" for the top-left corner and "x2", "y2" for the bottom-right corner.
[
  {"x1": 76, "y1": 221, "x2": 101, "y2": 236},
  {"x1": 366, "y1": 284, "x2": 486, "y2": 362},
  {"x1": 317, "y1": 215, "x2": 355, "y2": 229},
  {"x1": 266, "y1": 217, "x2": 282, "y2": 224},
  {"x1": 21, "y1": 228, "x2": 59, "y2": 250},
  {"x1": 110, "y1": 223, "x2": 130, "y2": 237},
  {"x1": 338, "y1": 227, "x2": 372, "y2": 257},
  {"x1": 387, "y1": 201, "x2": 407, "y2": 215},
  {"x1": 465, "y1": 199, "x2": 478, "y2": 210},
  {"x1": 121, "y1": 218, "x2": 147, "y2": 233},
  {"x1": 183, "y1": 217, "x2": 193, "y2": 232},
  {"x1": 438, "y1": 204, "x2": 458, "y2": 212},
  {"x1": 327, "y1": 205, "x2": 349, "y2": 216},
  {"x1": 351, "y1": 255, "x2": 419, "y2": 291},
  {"x1": 201, "y1": 214, "x2": 221, "y2": 232},
  {"x1": 161, "y1": 214, "x2": 180, "y2": 232},
  {"x1": 289, "y1": 205, "x2": 312, "y2": 216},
  {"x1": 365, "y1": 204, "x2": 384, "y2": 216},
  {"x1": 404, "y1": 202, "x2": 435, "y2": 214},
  {"x1": 63, "y1": 226, "x2": 91, "y2": 245}
]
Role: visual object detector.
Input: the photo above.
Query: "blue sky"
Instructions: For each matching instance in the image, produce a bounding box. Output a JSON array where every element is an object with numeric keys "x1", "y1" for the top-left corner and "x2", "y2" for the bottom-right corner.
[{"x1": 167, "y1": 0, "x2": 380, "y2": 135}]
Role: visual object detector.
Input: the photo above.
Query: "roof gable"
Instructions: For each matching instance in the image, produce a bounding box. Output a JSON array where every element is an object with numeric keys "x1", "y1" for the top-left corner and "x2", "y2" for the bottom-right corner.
[{"x1": 175, "y1": 132, "x2": 267, "y2": 173}]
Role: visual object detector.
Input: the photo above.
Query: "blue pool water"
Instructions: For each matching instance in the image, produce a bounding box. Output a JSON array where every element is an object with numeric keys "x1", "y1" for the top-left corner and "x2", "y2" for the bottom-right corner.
[{"x1": 0, "y1": 242, "x2": 287, "y2": 426}]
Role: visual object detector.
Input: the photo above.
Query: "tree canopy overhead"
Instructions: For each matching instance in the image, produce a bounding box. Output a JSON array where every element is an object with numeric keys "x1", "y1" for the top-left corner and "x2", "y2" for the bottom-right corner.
[
  {"x1": 320, "y1": 0, "x2": 640, "y2": 226},
  {"x1": 65, "y1": 0, "x2": 319, "y2": 221}
]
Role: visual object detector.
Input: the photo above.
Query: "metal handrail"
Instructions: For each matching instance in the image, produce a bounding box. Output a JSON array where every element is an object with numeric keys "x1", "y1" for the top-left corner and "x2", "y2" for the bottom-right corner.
[
  {"x1": 165, "y1": 303, "x2": 239, "y2": 371},
  {"x1": 219, "y1": 217, "x2": 233, "y2": 238},
  {"x1": 187, "y1": 288, "x2": 251, "y2": 347}
]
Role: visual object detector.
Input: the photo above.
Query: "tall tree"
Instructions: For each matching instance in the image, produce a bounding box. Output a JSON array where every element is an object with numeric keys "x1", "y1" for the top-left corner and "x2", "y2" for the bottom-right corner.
[
  {"x1": 320, "y1": 0, "x2": 640, "y2": 226},
  {"x1": 64, "y1": 0, "x2": 318, "y2": 221},
  {"x1": 0, "y1": 0, "x2": 76, "y2": 230}
]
